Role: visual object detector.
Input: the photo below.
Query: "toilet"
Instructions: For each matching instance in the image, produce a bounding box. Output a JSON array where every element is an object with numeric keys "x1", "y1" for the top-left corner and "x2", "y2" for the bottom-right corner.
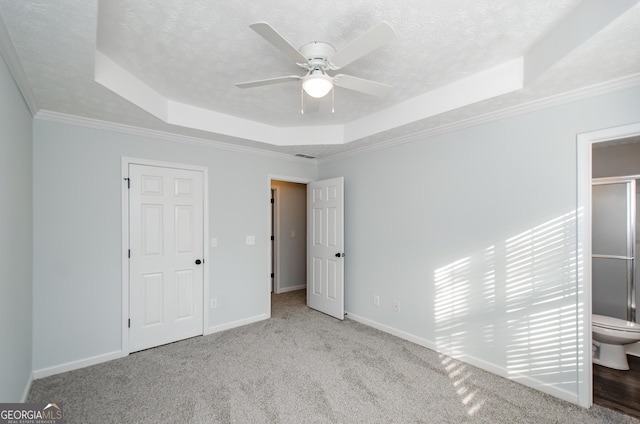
[{"x1": 592, "y1": 314, "x2": 640, "y2": 370}]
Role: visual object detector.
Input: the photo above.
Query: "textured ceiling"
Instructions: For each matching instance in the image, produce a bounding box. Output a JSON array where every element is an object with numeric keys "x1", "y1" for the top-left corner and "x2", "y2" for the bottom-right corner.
[{"x1": 0, "y1": 0, "x2": 639, "y2": 159}]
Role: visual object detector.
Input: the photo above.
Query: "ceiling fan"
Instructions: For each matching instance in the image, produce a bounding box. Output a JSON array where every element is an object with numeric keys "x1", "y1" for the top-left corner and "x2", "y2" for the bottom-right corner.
[{"x1": 236, "y1": 22, "x2": 396, "y2": 106}]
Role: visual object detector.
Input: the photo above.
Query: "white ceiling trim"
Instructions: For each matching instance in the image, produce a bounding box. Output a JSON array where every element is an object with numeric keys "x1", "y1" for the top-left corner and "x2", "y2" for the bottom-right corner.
[
  {"x1": 94, "y1": 50, "x2": 168, "y2": 121},
  {"x1": 33, "y1": 109, "x2": 316, "y2": 164},
  {"x1": 95, "y1": 50, "x2": 345, "y2": 146},
  {"x1": 524, "y1": 0, "x2": 639, "y2": 83},
  {"x1": 92, "y1": 0, "x2": 635, "y2": 150},
  {"x1": 32, "y1": 71, "x2": 640, "y2": 167},
  {"x1": 344, "y1": 58, "x2": 523, "y2": 142},
  {"x1": 320, "y1": 72, "x2": 640, "y2": 164},
  {"x1": 95, "y1": 50, "x2": 524, "y2": 147}
]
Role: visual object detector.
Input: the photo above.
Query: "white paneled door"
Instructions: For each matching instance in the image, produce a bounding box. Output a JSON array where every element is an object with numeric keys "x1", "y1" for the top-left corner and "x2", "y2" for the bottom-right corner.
[
  {"x1": 307, "y1": 177, "x2": 345, "y2": 320},
  {"x1": 128, "y1": 164, "x2": 204, "y2": 352}
]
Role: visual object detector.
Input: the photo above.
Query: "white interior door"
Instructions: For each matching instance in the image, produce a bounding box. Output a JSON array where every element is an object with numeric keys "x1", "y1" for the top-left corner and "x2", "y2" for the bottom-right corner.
[
  {"x1": 307, "y1": 177, "x2": 344, "y2": 320},
  {"x1": 128, "y1": 164, "x2": 204, "y2": 352}
]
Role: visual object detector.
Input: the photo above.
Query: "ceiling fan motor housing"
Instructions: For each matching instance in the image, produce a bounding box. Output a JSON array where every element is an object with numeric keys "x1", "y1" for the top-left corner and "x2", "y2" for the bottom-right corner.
[{"x1": 299, "y1": 41, "x2": 336, "y2": 70}]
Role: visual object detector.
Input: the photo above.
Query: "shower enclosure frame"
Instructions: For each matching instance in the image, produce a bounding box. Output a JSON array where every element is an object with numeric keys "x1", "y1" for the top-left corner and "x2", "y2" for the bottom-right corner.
[{"x1": 592, "y1": 176, "x2": 638, "y2": 322}]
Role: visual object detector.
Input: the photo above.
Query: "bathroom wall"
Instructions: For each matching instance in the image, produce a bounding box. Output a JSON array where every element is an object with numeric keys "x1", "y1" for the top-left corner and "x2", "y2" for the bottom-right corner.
[{"x1": 593, "y1": 138, "x2": 640, "y2": 178}]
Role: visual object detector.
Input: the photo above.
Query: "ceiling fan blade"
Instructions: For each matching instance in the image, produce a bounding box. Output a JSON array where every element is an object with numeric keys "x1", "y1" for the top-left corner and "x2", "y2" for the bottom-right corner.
[
  {"x1": 236, "y1": 75, "x2": 301, "y2": 89},
  {"x1": 329, "y1": 22, "x2": 396, "y2": 69},
  {"x1": 333, "y1": 74, "x2": 392, "y2": 97},
  {"x1": 250, "y1": 22, "x2": 309, "y2": 64}
]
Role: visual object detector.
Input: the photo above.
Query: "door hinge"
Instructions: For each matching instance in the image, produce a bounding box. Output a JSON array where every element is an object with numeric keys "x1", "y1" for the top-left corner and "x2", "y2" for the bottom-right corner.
[
  {"x1": 124, "y1": 177, "x2": 130, "y2": 189},
  {"x1": 270, "y1": 198, "x2": 274, "y2": 204},
  {"x1": 128, "y1": 319, "x2": 131, "y2": 328},
  {"x1": 271, "y1": 235, "x2": 275, "y2": 241},
  {"x1": 128, "y1": 249, "x2": 131, "y2": 258},
  {"x1": 271, "y1": 273, "x2": 274, "y2": 278}
]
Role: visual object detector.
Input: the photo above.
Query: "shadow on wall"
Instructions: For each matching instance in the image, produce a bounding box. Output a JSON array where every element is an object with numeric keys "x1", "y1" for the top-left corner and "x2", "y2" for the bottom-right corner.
[{"x1": 433, "y1": 210, "x2": 580, "y2": 416}]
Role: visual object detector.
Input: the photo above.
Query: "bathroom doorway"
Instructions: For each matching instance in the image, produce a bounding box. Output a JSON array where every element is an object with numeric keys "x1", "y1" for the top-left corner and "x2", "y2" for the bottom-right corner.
[{"x1": 590, "y1": 134, "x2": 640, "y2": 418}]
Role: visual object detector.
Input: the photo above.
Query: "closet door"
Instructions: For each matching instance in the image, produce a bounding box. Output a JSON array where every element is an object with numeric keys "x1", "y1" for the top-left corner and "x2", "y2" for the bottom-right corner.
[{"x1": 128, "y1": 163, "x2": 205, "y2": 352}]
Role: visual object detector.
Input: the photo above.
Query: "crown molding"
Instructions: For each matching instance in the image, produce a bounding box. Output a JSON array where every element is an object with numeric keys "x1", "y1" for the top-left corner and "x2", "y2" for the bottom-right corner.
[
  {"x1": 31, "y1": 71, "x2": 640, "y2": 166},
  {"x1": 33, "y1": 110, "x2": 316, "y2": 164},
  {"x1": 319, "y1": 73, "x2": 640, "y2": 164},
  {"x1": 0, "y1": 13, "x2": 38, "y2": 115}
]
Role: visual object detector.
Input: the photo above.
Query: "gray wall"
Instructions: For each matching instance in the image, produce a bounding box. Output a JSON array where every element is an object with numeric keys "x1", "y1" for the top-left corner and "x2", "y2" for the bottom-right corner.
[
  {"x1": 271, "y1": 181, "x2": 306, "y2": 291},
  {"x1": 10, "y1": 60, "x2": 640, "y2": 404},
  {"x1": 0, "y1": 54, "x2": 33, "y2": 401},
  {"x1": 32, "y1": 119, "x2": 316, "y2": 372},
  {"x1": 318, "y1": 85, "x2": 640, "y2": 401}
]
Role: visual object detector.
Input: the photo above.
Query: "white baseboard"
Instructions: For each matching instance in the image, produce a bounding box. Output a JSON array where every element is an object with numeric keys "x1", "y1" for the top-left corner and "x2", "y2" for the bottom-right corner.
[
  {"x1": 33, "y1": 350, "x2": 126, "y2": 380},
  {"x1": 31, "y1": 315, "x2": 270, "y2": 380},
  {"x1": 205, "y1": 313, "x2": 269, "y2": 335},
  {"x1": 346, "y1": 311, "x2": 579, "y2": 406},
  {"x1": 346, "y1": 311, "x2": 438, "y2": 350},
  {"x1": 276, "y1": 284, "x2": 305, "y2": 294}
]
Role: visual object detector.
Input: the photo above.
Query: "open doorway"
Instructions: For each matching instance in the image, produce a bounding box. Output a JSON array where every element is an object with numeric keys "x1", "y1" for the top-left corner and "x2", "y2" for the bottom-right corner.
[
  {"x1": 271, "y1": 180, "x2": 307, "y2": 294},
  {"x1": 590, "y1": 135, "x2": 640, "y2": 419},
  {"x1": 576, "y1": 122, "x2": 640, "y2": 409},
  {"x1": 267, "y1": 175, "x2": 314, "y2": 318},
  {"x1": 266, "y1": 175, "x2": 346, "y2": 320}
]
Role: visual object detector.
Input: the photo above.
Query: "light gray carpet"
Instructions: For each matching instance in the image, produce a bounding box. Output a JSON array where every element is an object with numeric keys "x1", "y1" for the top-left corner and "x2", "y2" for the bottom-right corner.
[{"x1": 28, "y1": 290, "x2": 638, "y2": 423}]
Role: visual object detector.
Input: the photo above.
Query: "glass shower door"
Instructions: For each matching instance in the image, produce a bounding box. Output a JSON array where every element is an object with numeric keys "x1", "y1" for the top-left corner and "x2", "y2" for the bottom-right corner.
[{"x1": 592, "y1": 180, "x2": 636, "y2": 321}]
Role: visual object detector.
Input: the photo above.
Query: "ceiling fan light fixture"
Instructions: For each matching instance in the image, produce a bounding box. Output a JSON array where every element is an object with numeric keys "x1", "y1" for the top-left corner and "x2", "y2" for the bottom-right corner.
[{"x1": 302, "y1": 71, "x2": 333, "y2": 98}]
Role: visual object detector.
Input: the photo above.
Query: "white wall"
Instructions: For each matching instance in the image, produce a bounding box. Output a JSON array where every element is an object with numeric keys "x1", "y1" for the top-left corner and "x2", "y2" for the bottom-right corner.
[
  {"x1": 271, "y1": 181, "x2": 306, "y2": 292},
  {"x1": 32, "y1": 119, "x2": 316, "y2": 373},
  {"x1": 318, "y1": 85, "x2": 640, "y2": 403},
  {"x1": 0, "y1": 54, "x2": 33, "y2": 401}
]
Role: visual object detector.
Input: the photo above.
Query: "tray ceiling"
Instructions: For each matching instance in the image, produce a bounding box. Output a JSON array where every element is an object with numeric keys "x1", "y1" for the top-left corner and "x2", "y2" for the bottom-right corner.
[{"x1": 0, "y1": 0, "x2": 639, "y2": 158}]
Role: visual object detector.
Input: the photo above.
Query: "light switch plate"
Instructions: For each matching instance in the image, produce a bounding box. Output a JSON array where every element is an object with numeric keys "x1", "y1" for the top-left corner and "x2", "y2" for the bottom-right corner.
[
  {"x1": 246, "y1": 235, "x2": 255, "y2": 245},
  {"x1": 211, "y1": 237, "x2": 218, "y2": 247}
]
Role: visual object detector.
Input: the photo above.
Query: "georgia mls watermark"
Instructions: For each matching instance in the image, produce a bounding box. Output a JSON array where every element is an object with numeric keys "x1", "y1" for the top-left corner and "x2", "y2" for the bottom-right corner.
[{"x1": 0, "y1": 403, "x2": 63, "y2": 424}]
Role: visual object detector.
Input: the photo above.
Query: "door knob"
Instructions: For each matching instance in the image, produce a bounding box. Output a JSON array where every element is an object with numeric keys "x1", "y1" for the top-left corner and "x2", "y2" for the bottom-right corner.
[
  {"x1": 335, "y1": 253, "x2": 345, "y2": 258},
  {"x1": 195, "y1": 259, "x2": 202, "y2": 265}
]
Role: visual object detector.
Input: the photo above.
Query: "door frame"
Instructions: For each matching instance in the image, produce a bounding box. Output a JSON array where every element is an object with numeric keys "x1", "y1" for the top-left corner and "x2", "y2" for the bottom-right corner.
[
  {"x1": 122, "y1": 157, "x2": 209, "y2": 355},
  {"x1": 267, "y1": 175, "x2": 314, "y2": 317},
  {"x1": 576, "y1": 122, "x2": 640, "y2": 408}
]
